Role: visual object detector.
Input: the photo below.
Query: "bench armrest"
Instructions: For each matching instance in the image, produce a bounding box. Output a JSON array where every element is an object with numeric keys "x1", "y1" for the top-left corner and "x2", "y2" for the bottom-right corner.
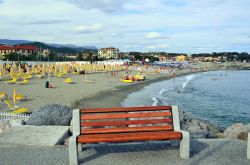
[
  {"x1": 171, "y1": 105, "x2": 181, "y2": 131},
  {"x1": 72, "y1": 109, "x2": 80, "y2": 137},
  {"x1": 179, "y1": 130, "x2": 190, "y2": 140}
]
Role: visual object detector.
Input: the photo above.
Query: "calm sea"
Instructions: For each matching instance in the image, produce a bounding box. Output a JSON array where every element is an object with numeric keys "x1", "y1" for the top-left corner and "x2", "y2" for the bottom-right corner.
[{"x1": 121, "y1": 70, "x2": 250, "y2": 128}]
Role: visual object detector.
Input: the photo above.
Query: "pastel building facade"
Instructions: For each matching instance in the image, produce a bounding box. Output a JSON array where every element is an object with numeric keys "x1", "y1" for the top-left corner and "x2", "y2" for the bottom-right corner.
[
  {"x1": 98, "y1": 47, "x2": 119, "y2": 59},
  {"x1": 0, "y1": 45, "x2": 38, "y2": 59}
]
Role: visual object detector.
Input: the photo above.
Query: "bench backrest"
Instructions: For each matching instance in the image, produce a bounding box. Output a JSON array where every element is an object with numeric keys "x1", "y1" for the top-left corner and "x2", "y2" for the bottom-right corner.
[{"x1": 78, "y1": 106, "x2": 180, "y2": 135}]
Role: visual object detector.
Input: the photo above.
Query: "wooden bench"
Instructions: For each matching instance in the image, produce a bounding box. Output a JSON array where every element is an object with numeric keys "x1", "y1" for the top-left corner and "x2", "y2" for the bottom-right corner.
[{"x1": 69, "y1": 106, "x2": 190, "y2": 165}]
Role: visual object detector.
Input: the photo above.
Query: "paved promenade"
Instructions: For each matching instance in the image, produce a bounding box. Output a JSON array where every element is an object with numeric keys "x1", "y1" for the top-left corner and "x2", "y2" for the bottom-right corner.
[{"x1": 0, "y1": 139, "x2": 249, "y2": 165}]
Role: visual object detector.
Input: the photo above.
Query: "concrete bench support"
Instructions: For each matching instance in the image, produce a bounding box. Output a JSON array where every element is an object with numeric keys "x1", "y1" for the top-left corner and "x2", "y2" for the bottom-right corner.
[
  {"x1": 247, "y1": 132, "x2": 250, "y2": 159},
  {"x1": 69, "y1": 109, "x2": 80, "y2": 165},
  {"x1": 172, "y1": 106, "x2": 190, "y2": 159}
]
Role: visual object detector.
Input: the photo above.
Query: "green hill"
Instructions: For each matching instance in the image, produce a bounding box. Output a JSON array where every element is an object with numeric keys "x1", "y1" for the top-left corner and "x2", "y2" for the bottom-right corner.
[{"x1": 17, "y1": 42, "x2": 97, "y2": 54}]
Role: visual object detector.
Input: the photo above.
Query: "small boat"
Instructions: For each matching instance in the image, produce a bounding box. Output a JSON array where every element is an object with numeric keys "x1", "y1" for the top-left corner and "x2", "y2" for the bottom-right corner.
[
  {"x1": 134, "y1": 74, "x2": 145, "y2": 81},
  {"x1": 121, "y1": 75, "x2": 134, "y2": 83},
  {"x1": 121, "y1": 79, "x2": 134, "y2": 83}
]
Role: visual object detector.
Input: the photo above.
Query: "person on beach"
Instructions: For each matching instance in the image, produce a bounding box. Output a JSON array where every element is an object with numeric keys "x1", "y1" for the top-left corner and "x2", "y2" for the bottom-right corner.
[
  {"x1": 80, "y1": 69, "x2": 85, "y2": 75},
  {"x1": 172, "y1": 72, "x2": 176, "y2": 79}
]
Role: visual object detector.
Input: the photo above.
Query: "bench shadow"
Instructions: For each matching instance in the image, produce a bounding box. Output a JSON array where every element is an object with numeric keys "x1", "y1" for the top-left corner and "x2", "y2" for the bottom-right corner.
[
  {"x1": 190, "y1": 140, "x2": 210, "y2": 157},
  {"x1": 188, "y1": 140, "x2": 233, "y2": 165},
  {"x1": 79, "y1": 140, "x2": 209, "y2": 164}
]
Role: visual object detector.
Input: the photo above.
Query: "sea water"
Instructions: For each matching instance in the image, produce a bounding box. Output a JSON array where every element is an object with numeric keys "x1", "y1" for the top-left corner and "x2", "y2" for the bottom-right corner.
[{"x1": 121, "y1": 70, "x2": 250, "y2": 128}]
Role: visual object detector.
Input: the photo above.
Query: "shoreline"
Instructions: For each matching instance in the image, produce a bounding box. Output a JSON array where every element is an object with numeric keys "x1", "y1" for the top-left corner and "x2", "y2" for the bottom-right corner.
[
  {"x1": 73, "y1": 62, "x2": 250, "y2": 109},
  {"x1": 72, "y1": 69, "x2": 204, "y2": 109}
]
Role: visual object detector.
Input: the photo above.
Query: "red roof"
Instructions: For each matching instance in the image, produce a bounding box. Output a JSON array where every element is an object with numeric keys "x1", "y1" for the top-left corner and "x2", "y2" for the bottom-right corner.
[
  {"x1": 0, "y1": 45, "x2": 15, "y2": 50},
  {"x1": 15, "y1": 45, "x2": 38, "y2": 50},
  {"x1": 0, "y1": 45, "x2": 38, "y2": 51}
]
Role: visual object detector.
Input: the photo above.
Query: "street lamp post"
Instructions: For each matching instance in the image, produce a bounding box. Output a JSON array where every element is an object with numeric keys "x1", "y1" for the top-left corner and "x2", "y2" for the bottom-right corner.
[{"x1": 18, "y1": 51, "x2": 20, "y2": 62}]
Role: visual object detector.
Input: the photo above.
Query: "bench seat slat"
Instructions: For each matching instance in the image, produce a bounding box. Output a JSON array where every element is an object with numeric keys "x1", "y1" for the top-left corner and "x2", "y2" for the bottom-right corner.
[
  {"x1": 82, "y1": 112, "x2": 172, "y2": 120},
  {"x1": 81, "y1": 106, "x2": 172, "y2": 113},
  {"x1": 77, "y1": 131, "x2": 182, "y2": 143},
  {"x1": 82, "y1": 125, "x2": 173, "y2": 134},
  {"x1": 82, "y1": 118, "x2": 173, "y2": 127}
]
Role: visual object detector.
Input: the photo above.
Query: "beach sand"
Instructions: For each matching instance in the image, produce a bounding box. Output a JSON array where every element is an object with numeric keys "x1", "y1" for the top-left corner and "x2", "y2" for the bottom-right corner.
[
  {"x1": 75, "y1": 69, "x2": 199, "y2": 109},
  {"x1": 0, "y1": 68, "x2": 201, "y2": 112}
]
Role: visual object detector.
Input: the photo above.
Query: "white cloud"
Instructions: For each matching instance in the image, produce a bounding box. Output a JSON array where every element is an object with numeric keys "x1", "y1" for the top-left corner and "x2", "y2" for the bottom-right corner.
[
  {"x1": 66, "y1": 0, "x2": 129, "y2": 13},
  {"x1": 0, "y1": 0, "x2": 250, "y2": 52},
  {"x1": 146, "y1": 44, "x2": 169, "y2": 49},
  {"x1": 145, "y1": 32, "x2": 169, "y2": 39},
  {"x1": 73, "y1": 24, "x2": 103, "y2": 33},
  {"x1": 123, "y1": 44, "x2": 138, "y2": 48}
]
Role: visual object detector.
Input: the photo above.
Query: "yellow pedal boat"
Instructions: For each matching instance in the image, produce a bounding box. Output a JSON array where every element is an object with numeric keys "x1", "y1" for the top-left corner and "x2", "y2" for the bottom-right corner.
[{"x1": 121, "y1": 79, "x2": 134, "y2": 83}]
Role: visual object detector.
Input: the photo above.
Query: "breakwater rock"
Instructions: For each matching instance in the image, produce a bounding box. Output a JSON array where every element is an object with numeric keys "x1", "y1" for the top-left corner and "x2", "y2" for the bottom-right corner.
[
  {"x1": 180, "y1": 111, "x2": 224, "y2": 138},
  {"x1": 223, "y1": 123, "x2": 250, "y2": 140},
  {"x1": 26, "y1": 104, "x2": 72, "y2": 126}
]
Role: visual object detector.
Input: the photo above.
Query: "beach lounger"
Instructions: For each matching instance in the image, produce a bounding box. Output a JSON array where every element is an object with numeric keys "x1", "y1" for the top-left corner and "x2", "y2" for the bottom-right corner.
[
  {"x1": 64, "y1": 78, "x2": 74, "y2": 84},
  {"x1": 16, "y1": 79, "x2": 29, "y2": 85},
  {"x1": 69, "y1": 106, "x2": 190, "y2": 165},
  {"x1": 1, "y1": 96, "x2": 28, "y2": 114},
  {"x1": 58, "y1": 73, "x2": 67, "y2": 78},
  {"x1": 20, "y1": 73, "x2": 32, "y2": 80},
  {"x1": 0, "y1": 92, "x2": 7, "y2": 99},
  {"x1": 6, "y1": 78, "x2": 17, "y2": 84},
  {"x1": 36, "y1": 74, "x2": 45, "y2": 78},
  {"x1": 72, "y1": 71, "x2": 79, "y2": 75},
  {"x1": 13, "y1": 88, "x2": 27, "y2": 102}
]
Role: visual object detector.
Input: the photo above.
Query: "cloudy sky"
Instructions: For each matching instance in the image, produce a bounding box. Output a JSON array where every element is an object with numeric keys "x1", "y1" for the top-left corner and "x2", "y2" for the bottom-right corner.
[{"x1": 0, "y1": 0, "x2": 249, "y2": 53}]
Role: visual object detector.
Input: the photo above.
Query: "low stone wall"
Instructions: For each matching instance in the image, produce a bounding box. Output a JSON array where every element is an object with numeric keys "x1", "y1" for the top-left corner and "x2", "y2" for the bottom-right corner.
[
  {"x1": 22, "y1": 104, "x2": 249, "y2": 141},
  {"x1": 179, "y1": 110, "x2": 224, "y2": 138}
]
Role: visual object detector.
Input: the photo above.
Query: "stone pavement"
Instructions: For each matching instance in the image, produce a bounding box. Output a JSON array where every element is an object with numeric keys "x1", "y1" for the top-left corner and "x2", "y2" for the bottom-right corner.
[
  {"x1": 0, "y1": 126, "x2": 69, "y2": 146},
  {"x1": 0, "y1": 139, "x2": 249, "y2": 165}
]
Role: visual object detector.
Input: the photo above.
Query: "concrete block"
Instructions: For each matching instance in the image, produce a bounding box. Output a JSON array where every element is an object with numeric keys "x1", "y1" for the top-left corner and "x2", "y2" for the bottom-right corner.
[
  {"x1": 0, "y1": 125, "x2": 69, "y2": 146},
  {"x1": 247, "y1": 132, "x2": 250, "y2": 159}
]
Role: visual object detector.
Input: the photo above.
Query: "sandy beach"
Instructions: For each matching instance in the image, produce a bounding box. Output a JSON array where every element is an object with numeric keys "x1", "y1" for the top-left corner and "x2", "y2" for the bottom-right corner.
[{"x1": 0, "y1": 67, "x2": 199, "y2": 112}]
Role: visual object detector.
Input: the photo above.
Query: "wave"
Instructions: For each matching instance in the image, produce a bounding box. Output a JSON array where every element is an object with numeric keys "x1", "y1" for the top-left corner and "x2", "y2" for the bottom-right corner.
[
  {"x1": 151, "y1": 95, "x2": 169, "y2": 106},
  {"x1": 182, "y1": 74, "x2": 196, "y2": 89},
  {"x1": 152, "y1": 96, "x2": 159, "y2": 106},
  {"x1": 158, "y1": 86, "x2": 174, "y2": 95}
]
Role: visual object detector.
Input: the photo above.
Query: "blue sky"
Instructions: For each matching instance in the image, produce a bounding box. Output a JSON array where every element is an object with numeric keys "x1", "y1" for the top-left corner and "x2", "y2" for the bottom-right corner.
[{"x1": 0, "y1": 0, "x2": 249, "y2": 53}]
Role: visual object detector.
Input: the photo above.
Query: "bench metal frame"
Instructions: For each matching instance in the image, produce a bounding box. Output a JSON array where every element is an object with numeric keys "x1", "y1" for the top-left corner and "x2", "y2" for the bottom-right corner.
[{"x1": 69, "y1": 106, "x2": 190, "y2": 165}]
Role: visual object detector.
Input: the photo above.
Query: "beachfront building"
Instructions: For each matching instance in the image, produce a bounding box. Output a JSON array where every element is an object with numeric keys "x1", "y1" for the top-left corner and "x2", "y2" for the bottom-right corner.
[
  {"x1": 98, "y1": 47, "x2": 119, "y2": 59},
  {"x1": 159, "y1": 54, "x2": 172, "y2": 62},
  {"x1": 0, "y1": 45, "x2": 15, "y2": 59},
  {"x1": 0, "y1": 45, "x2": 38, "y2": 59},
  {"x1": 15, "y1": 45, "x2": 38, "y2": 55},
  {"x1": 38, "y1": 49, "x2": 51, "y2": 57},
  {"x1": 65, "y1": 53, "x2": 77, "y2": 60},
  {"x1": 176, "y1": 55, "x2": 187, "y2": 62}
]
